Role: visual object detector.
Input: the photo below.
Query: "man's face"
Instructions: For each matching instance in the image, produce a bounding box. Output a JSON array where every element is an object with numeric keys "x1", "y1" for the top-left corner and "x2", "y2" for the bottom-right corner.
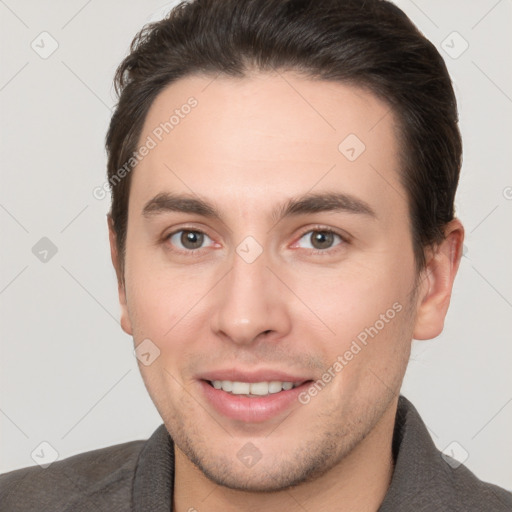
[{"x1": 116, "y1": 73, "x2": 422, "y2": 490}]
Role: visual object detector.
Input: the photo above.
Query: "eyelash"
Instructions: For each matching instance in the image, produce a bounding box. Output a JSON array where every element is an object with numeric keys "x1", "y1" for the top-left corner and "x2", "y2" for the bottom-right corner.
[
  {"x1": 163, "y1": 227, "x2": 217, "y2": 257},
  {"x1": 163, "y1": 226, "x2": 349, "y2": 255},
  {"x1": 292, "y1": 226, "x2": 349, "y2": 255}
]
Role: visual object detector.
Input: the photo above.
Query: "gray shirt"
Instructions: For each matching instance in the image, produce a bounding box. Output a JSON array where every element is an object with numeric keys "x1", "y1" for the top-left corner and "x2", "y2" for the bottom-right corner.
[{"x1": 1, "y1": 396, "x2": 510, "y2": 511}]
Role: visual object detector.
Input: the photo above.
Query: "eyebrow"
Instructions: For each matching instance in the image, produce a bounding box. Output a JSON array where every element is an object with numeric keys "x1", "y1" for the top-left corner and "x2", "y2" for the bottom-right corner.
[
  {"x1": 142, "y1": 191, "x2": 376, "y2": 222},
  {"x1": 274, "y1": 192, "x2": 376, "y2": 222}
]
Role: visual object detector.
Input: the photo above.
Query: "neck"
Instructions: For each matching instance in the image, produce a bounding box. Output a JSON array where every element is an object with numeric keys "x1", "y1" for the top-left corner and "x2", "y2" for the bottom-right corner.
[{"x1": 173, "y1": 398, "x2": 397, "y2": 512}]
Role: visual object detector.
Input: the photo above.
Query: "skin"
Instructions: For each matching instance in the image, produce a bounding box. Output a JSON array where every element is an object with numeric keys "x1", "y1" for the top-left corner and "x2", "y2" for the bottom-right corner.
[{"x1": 109, "y1": 72, "x2": 464, "y2": 512}]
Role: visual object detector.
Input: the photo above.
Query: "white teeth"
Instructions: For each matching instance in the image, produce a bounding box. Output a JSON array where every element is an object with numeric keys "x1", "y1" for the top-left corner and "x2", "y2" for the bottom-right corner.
[
  {"x1": 210, "y1": 380, "x2": 300, "y2": 395},
  {"x1": 249, "y1": 382, "x2": 269, "y2": 396},
  {"x1": 268, "y1": 381, "x2": 283, "y2": 393},
  {"x1": 221, "y1": 380, "x2": 233, "y2": 392},
  {"x1": 231, "y1": 381, "x2": 250, "y2": 394}
]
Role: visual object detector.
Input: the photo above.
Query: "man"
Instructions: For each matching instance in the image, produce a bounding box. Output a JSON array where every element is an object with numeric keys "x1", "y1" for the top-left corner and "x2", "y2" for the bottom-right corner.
[{"x1": 1, "y1": 0, "x2": 510, "y2": 510}]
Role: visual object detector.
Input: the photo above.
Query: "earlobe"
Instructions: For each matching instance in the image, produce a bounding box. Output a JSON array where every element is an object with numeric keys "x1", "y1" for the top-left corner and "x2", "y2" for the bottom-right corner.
[
  {"x1": 413, "y1": 219, "x2": 464, "y2": 340},
  {"x1": 107, "y1": 215, "x2": 133, "y2": 336}
]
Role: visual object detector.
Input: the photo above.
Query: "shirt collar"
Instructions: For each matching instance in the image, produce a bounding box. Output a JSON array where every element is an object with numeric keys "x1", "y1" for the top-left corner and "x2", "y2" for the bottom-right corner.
[
  {"x1": 131, "y1": 396, "x2": 441, "y2": 511},
  {"x1": 132, "y1": 421, "x2": 174, "y2": 511}
]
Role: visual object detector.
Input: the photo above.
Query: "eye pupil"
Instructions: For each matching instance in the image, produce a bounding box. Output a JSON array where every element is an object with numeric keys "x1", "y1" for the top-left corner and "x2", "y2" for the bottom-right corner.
[
  {"x1": 181, "y1": 231, "x2": 204, "y2": 249},
  {"x1": 311, "y1": 231, "x2": 334, "y2": 249}
]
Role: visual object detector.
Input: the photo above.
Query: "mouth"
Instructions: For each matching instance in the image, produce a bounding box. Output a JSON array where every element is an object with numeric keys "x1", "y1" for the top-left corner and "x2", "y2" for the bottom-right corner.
[
  {"x1": 198, "y1": 373, "x2": 314, "y2": 423},
  {"x1": 207, "y1": 379, "x2": 306, "y2": 397}
]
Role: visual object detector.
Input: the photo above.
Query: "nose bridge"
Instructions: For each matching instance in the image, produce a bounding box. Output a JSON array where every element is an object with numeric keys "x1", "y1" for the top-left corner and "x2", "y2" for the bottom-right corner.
[{"x1": 211, "y1": 249, "x2": 290, "y2": 344}]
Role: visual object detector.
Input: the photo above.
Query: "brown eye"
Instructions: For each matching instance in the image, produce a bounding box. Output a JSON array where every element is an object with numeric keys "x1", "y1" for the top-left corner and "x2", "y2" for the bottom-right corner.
[
  {"x1": 169, "y1": 230, "x2": 212, "y2": 250},
  {"x1": 311, "y1": 231, "x2": 334, "y2": 249},
  {"x1": 296, "y1": 230, "x2": 343, "y2": 251}
]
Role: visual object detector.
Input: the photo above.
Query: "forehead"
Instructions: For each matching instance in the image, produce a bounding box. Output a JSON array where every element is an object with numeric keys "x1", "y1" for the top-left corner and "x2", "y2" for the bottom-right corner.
[{"x1": 130, "y1": 72, "x2": 405, "y2": 221}]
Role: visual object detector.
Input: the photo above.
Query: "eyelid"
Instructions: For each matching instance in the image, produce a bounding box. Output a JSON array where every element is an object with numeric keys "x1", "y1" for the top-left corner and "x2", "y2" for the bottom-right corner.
[
  {"x1": 161, "y1": 224, "x2": 350, "y2": 255},
  {"x1": 163, "y1": 225, "x2": 219, "y2": 253},
  {"x1": 290, "y1": 225, "x2": 350, "y2": 251}
]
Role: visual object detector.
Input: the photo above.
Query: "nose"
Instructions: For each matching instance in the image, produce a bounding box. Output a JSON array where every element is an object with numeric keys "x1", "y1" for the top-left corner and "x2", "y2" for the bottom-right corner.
[{"x1": 210, "y1": 251, "x2": 292, "y2": 346}]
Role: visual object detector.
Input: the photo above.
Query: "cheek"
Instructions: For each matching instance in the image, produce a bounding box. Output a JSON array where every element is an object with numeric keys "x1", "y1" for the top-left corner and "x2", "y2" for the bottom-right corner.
[
  {"x1": 287, "y1": 257, "x2": 415, "y2": 391},
  {"x1": 126, "y1": 276, "x2": 196, "y2": 342},
  {"x1": 295, "y1": 262, "x2": 411, "y2": 337},
  {"x1": 124, "y1": 246, "x2": 220, "y2": 353}
]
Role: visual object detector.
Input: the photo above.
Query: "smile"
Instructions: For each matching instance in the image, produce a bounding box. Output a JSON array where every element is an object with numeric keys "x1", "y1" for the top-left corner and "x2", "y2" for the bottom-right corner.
[
  {"x1": 209, "y1": 380, "x2": 305, "y2": 397},
  {"x1": 199, "y1": 376, "x2": 313, "y2": 423}
]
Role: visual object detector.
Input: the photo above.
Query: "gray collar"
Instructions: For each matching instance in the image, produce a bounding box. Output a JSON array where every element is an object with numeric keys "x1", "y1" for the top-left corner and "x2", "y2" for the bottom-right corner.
[
  {"x1": 131, "y1": 396, "x2": 511, "y2": 511},
  {"x1": 132, "y1": 420, "x2": 174, "y2": 511}
]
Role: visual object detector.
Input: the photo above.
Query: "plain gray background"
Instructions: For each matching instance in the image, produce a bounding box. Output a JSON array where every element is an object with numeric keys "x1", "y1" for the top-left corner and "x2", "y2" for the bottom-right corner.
[{"x1": 1, "y1": 0, "x2": 511, "y2": 490}]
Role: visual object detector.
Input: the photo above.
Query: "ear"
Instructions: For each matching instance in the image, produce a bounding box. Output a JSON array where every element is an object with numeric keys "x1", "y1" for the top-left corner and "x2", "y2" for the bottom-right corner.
[
  {"x1": 108, "y1": 215, "x2": 133, "y2": 336},
  {"x1": 413, "y1": 219, "x2": 464, "y2": 340}
]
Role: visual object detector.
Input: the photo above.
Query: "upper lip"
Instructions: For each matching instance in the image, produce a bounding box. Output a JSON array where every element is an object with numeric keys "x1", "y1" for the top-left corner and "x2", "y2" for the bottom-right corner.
[{"x1": 198, "y1": 369, "x2": 313, "y2": 384}]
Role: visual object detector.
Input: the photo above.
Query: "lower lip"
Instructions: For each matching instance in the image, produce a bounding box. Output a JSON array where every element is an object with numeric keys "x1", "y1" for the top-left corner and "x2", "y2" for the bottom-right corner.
[{"x1": 199, "y1": 380, "x2": 312, "y2": 423}]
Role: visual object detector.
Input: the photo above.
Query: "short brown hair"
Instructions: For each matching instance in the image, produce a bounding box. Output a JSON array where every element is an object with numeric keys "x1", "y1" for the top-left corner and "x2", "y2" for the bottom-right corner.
[{"x1": 106, "y1": 0, "x2": 461, "y2": 274}]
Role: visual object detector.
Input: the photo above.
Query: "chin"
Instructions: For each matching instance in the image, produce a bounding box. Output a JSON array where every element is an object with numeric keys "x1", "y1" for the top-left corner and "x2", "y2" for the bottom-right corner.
[
  {"x1": 174, "y1": 428, "x2": 357, "y2": 493},
  {"x1": 189, "y1": 454, "x2": 328, "y2": 493}
]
